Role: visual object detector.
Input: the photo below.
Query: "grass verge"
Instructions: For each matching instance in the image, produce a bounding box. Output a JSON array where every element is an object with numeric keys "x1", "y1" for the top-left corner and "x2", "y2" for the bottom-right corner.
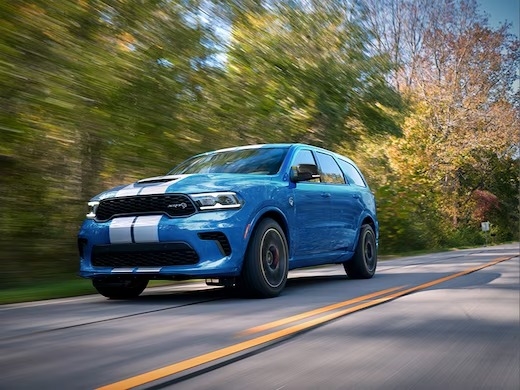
[
  {"x1": 0, "y1": 279, "x2": 178, "y2": 305},
  {"x1": 0, "y1": 279, "x2": 96, "y2": 305}
]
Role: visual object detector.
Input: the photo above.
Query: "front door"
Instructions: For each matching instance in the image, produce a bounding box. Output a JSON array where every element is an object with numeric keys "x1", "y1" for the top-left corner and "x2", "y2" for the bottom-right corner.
[{"x1": 290, "y1": 149, "x2": 333, "y2": 258}]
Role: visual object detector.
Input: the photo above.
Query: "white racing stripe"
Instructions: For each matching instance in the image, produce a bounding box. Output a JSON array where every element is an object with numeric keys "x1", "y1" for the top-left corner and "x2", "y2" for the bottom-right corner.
[
  {"x1": 133, "y1": 215, "x2": 162, "y2": 243},
  {"x1": 108, "y1": 178, "x2": 182, "y2": 243},
  {"x1": 114, "y1": 175, "x2": 187, "y2": 197},
  {"x1": 135, "y1": 268, "x2": 162, "y2": 273},
  {"x1": 111, "y1": 268, "x2": 136, "y2": 273},
  {"x1": 109, "y1": 217, "x2": 135, "y2": 244},
  {"x1": 139, "y1": 175, "x2": 188, "y2": 195},
  {"x1": 139, "y1": 182, "x2": 174, "y2": 195},
  {"x1": 109, "y1": 215, "x2": 163, "y2": 244},
  {"x1": 115, "y1": 184, "x2": 141, "y2": 198}
]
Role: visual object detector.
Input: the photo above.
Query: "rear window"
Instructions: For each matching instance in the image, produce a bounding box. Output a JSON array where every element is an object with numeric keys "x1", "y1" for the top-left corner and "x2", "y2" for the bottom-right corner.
[
  {"x1": 169, "y1": 147, "x2": 289, "y2": 175},
  {"x1": 337, "y1": 159, "x2": 367, "y2": 187}
]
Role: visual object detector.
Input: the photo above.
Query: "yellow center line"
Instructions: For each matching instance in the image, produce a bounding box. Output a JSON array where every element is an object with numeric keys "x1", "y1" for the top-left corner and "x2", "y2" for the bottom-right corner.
[
  {"x1": 237, "y1": 285, "x2": 404, "y2": 337},
  {"x1": 97, "y1": 256, "x2": 514, "y2": 390}
]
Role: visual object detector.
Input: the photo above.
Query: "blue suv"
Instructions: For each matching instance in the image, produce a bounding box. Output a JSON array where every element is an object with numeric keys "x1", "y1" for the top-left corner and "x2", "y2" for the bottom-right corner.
[{"x1": 78, "y1": 144, "x2": 378, "y2": 298}]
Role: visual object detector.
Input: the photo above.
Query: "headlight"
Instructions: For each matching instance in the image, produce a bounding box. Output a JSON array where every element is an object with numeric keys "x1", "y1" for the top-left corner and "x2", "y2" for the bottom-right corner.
[
  {"x1": 190, "y1": 192, "x2": 242, "y2": 211},
  {"x1": 86, "y1": 201, "x2": 100, "y2": 219}
]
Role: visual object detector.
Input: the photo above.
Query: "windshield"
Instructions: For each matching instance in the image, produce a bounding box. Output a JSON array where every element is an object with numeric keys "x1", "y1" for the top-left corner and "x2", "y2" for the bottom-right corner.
[{"x1": 169, "y1": 147, "x2": 289, "y2": 175}]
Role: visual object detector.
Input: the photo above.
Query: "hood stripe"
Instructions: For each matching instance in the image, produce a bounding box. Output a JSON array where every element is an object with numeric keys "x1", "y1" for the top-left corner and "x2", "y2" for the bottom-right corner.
[
  {"x1": 112, "y1": 176, "x2": 188, "y2": 198},
  {"x1": 115, "y1": 185, "x2": 141, "y2": 198},
  {"x1": 139, "y1": 182, "x2": 174, "y2": 195}
]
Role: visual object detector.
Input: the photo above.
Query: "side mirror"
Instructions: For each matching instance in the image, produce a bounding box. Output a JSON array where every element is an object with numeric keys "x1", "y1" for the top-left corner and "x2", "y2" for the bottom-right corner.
[{"x1": 290, "y1": 164, "x2": 321, "y2": 182}]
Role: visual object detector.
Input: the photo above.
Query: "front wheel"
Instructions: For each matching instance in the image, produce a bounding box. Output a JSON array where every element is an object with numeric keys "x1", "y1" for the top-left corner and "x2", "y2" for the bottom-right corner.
[
  {"x1": 239, "y1": 218, "x2": 288, "y2": 298},
  {"x1": 92, "y1": 278, "x2": 148, "y2": 299},
  {"x1": 343, "y1": 224, "x2": 377, "y2": 279}
]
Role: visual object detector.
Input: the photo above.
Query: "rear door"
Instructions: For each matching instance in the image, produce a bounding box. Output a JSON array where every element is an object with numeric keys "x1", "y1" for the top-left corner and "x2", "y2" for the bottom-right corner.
[{"x1": 314, "y1": 152, "x2": 363, "y2": 253}]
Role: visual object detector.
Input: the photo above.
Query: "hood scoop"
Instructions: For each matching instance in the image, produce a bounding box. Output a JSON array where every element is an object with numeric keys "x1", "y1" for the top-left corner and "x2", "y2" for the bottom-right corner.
[{"x1": 137, "y1": 175, "x2": 183, "y2": 184}]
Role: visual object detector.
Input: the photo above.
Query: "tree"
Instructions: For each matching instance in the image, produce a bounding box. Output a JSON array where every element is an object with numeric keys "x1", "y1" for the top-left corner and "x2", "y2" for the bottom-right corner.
[
  {"x1": 213, "y1": 0, "x2": 403, "y2": 148},
  {"x1": 0, "y1": 0, "x2": 222, "y2": 286},
  {"x1": 362, "y1": 0, "x2": 519, "y2": 247}
]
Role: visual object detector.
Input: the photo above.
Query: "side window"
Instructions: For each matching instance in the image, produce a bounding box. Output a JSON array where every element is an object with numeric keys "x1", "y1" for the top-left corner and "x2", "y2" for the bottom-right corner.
[
  {"x1": 315, "y1": 152, "x2": 346, "y2": 184},
  {"x1": 338, "y1": 159, "x2": 367, "y2": 187},
  {"x1": 292, "y1": 149, "x2": 319, "y2": 183}
]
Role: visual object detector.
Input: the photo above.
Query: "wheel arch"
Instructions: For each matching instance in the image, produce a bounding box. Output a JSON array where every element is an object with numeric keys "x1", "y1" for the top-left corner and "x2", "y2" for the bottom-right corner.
[
  {"x1": 356, "y1": 214, "x2": 378, "y2": 249},
  {"x1": 361, "y1": 216, "x2": 376, "y2": 234},
  {"x1": 239, "y1": 208, "x2": 290, "y2": 297},
  {"x1": 245, "y1": 208, "x2": 290, "y2": 256}
]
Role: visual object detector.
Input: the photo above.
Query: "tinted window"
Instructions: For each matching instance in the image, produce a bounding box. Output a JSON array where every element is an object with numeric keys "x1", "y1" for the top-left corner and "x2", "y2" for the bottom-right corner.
[
  {"x1": 291, "y1": 149, "x2": 319, "y2": 183},
  {"x1": 338, "y1": 159, "x2": 366, "y2": 187},
  {"x1": 169, "y1": 147, "x2": 289, "y2": 175},
  {"x1": 292, "y1": 149, "x2": 316, "y2": 166},
  {"x1": 315, "y1": 152, "x2": 345, "y2": 184}
]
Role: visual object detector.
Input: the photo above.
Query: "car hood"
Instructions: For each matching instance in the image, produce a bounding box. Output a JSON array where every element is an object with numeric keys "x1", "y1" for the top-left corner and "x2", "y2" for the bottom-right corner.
[{"x1": 91, "y1": 173, "x2": 275, "y2": 201}]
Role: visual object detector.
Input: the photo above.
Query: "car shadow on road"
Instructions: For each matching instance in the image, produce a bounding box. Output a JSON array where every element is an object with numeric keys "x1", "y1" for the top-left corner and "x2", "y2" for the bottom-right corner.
[
  {"x1": 100, "y1": 267, "x2": 511, "y2": 305},
  {"x1": 109, "y1": 274, "x2": 352, "y2": 304},
  {"x1": 125, "y1": 273, "x2": 391, "y2": 304}
]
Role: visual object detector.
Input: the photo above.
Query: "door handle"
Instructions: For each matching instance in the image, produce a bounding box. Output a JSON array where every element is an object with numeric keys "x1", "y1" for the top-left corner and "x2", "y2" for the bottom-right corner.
[
  {"x1": 321, "y1": 192, "x2": 331, "y2": 198},
  {"x1": 352, "y1": 194, "x2": 360, "y2": 199}
]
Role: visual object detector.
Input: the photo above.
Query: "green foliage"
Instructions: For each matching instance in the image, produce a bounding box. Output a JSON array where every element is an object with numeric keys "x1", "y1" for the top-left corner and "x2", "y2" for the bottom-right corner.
[
  {"x1": 0, "y1": 0, "x2": 222, "y2": 287},
  {"x1": 219, "y1": 0, "x2": 403, "y2": 148}
]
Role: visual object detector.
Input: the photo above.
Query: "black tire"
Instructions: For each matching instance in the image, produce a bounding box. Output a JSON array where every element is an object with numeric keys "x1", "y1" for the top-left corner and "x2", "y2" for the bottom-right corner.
[
  {"x1": 239, "y1": 218, "x2": 288, "y2": 298},
  {"x1": 344, "y1": 224, "x2": 377, "y2": 279},
  {"x1": 92, "y1": 278, "x2": 148, "y2": 299}
]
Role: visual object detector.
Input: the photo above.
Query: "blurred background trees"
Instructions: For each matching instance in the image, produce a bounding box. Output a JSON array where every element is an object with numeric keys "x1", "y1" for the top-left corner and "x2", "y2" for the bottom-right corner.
[
  {"x1": 360, "y1": 0, "x2": 519, "y2": 251},
  {"x1": 0, "y1": 0, "x2": 518, "y2": 288}
]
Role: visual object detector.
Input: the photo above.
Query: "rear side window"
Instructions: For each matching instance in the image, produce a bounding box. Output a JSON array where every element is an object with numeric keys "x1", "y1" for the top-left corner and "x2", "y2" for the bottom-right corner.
[
  {"x1": 338, "y1": 159, "x2": 367, "y2": 187},
  {"x1": 315, "y1": 152, "x2": 345, "y2": 184}
]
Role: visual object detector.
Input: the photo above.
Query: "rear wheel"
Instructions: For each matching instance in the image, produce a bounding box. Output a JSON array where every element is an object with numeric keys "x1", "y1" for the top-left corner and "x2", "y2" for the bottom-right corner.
[
  {"x1": 344, "y1": 224, "x2": 377, "y2": 279},
  {"x1": 239, "y1": 218, "x2": 288, "y2": 298},
  {"x1": 92, "y1": 278, "x2": 148, "y2": 299}
]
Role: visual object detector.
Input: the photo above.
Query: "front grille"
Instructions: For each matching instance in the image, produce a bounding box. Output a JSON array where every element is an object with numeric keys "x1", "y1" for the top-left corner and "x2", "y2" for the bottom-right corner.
[
  {"x1": 96, "y1": 194, "x2": 196, "y2": 221},
  {"x1": 91, "y1": 243, "x2": 199, "y2": 267},
  {"x1": 198, "y1": 232, "x2": 232, "y2": 256}
]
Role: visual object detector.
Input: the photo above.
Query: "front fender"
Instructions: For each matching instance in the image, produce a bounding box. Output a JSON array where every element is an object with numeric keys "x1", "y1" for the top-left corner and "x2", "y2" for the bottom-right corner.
[{"x1": 242, "y1": 205, "x2": 291, "y2": 256}]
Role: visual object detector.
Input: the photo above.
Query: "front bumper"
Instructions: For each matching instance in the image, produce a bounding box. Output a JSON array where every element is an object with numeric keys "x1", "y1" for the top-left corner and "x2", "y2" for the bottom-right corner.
[{"x1": 78, "y1": 211, "x2": 248, "y2": 279}]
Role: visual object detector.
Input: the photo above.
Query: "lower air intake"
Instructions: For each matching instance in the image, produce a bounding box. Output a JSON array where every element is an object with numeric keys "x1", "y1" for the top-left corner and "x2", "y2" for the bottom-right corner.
[{"x1": 91, "y1": 243, "x2": 199, "y2": 267}]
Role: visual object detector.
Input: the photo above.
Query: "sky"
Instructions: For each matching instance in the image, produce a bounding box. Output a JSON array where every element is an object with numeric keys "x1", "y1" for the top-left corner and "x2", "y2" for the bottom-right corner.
[{"x1": 478, "y1": 0, "x2": 519, "y2": 36}]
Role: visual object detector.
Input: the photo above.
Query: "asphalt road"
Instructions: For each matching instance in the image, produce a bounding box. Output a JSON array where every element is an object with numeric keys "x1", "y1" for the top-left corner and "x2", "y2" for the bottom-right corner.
[{"x1": 1, "y1": 243, "x2": 518, "y2": 390}]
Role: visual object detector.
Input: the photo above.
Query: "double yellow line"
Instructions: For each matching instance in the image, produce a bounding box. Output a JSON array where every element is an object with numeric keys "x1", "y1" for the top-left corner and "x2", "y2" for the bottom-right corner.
[{"x1": 98, "y1": 256, "x2": 514, "y2": 390}]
